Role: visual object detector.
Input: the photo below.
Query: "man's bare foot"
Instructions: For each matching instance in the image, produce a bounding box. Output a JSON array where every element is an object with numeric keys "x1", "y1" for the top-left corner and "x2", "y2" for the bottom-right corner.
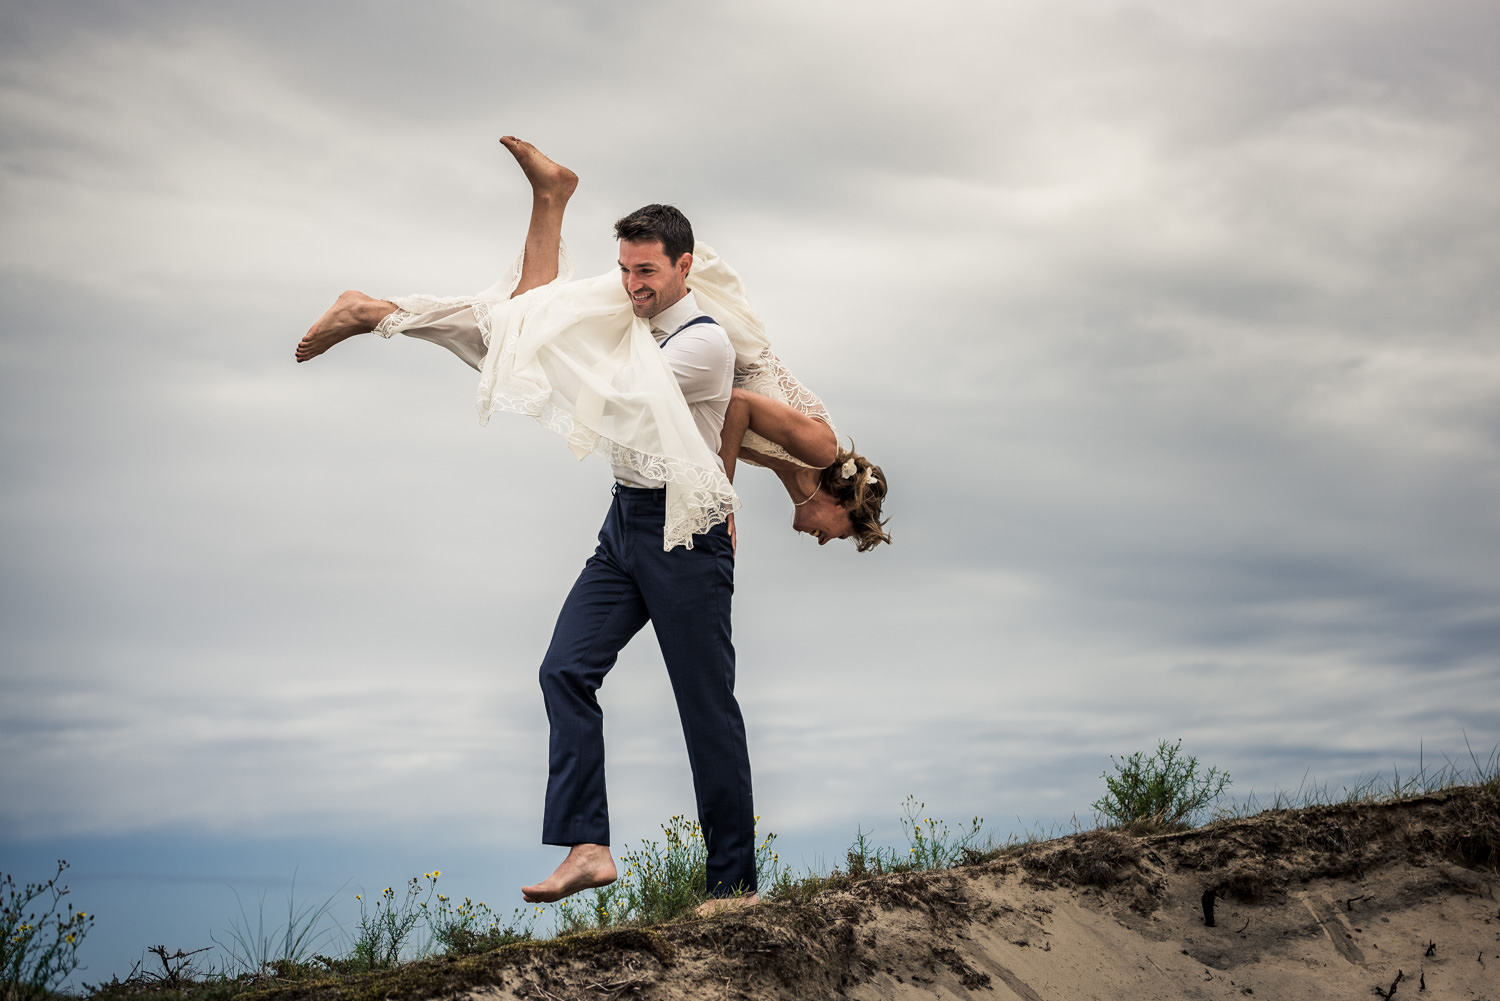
[
  {"x1": 694, "y1": 893, "x2": 759, "y2": 918},
  {"x1": 521, "y1": 844, "x2": 617, "y2": 903},
  {"x1": 295, "y1": 290, "x2": 396, "y2": 363},
  {"x1": 499, "y1": 136, "x2": 578, "y2": 203}
]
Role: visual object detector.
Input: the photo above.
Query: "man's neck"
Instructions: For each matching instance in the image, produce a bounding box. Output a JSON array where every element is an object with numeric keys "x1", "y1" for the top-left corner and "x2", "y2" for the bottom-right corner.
[{"x1": 650, "y1": 290, "x2": 700, "y2": 333}]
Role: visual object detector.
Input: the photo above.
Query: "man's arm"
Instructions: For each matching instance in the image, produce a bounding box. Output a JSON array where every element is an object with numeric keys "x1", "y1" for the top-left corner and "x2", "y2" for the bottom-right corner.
[
  {"x1": 661, "y1": 323, "x2": 736, "y2": 550},
  {"x1": 718, "y1": 391, "x2": 751, "y2": 484},
  {"x1": 659, "y1": 325, "x2": 734, "y2": 404}
]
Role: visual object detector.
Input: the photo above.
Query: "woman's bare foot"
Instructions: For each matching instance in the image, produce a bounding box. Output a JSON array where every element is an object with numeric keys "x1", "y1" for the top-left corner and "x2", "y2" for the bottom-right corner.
[
  {"x1": 695, "y1": 893, "x2": 759, "y2": 917},
  {"x1": 521, "y1": 843, "x2": 617, "y2": 903},
  {"x1": 295, "y1": 290, "x2": 397, "y2": 363},
  {"x1": 499, "y1": 136, "x2": 578, "y2": 203}
]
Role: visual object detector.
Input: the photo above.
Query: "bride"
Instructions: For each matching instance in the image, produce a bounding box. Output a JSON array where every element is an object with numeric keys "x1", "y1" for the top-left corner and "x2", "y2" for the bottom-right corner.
[{"x1": 296, "y1": 137, "x2": 889, "y2": 552}]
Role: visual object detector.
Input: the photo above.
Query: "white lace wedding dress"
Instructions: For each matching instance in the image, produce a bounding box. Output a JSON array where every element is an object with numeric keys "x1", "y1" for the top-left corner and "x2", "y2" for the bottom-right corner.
[{"x1": 374, "y1": 243, "x2": 836, "y2": 550}]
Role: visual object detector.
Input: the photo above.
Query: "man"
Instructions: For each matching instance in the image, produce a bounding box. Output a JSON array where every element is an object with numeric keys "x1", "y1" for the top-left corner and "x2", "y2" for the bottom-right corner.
[
  {"x1": 519, "y1": 204, "x2": 758, "y2": 911},
  {"x1": 295, "y1": 142, "x2": 757, "y2": 911}
]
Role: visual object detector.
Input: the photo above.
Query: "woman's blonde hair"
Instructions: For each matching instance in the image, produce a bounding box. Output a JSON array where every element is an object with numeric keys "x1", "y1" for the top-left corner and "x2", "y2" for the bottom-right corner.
[{"x1": 818, "y1": 446, "x2": 891, "y2": 553}]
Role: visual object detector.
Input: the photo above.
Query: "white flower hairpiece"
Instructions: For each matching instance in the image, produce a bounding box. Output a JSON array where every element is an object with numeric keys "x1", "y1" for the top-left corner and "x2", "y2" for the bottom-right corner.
[
  {"x1": 840, "y1": 458, "x2": 858, "y2": 478},
  {"x1": 866, "y1": 472, "x2": 880, "y2": 489}
]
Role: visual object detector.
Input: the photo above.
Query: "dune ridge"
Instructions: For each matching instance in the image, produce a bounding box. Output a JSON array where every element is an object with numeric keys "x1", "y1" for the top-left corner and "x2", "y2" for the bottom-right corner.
[{"x1": 236, "y1": 785, "x2": 1497, "y2": 1000}]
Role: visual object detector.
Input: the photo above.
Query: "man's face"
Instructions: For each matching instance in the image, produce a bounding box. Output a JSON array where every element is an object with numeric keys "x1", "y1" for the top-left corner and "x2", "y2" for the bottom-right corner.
[
  {"x1": 619, "y1": 239, "x2": 691, "y2": 320},
  {"x1": 791, "y1": 489, "x2": 855, "y2": 546}
]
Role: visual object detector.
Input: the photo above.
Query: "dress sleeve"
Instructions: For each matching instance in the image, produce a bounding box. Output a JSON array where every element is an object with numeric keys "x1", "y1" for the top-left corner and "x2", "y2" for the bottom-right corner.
[
  {"x1": 375, "y1": 301, "x2": 488, "y2": 370},
  {"x1": 734, "y1": 348, "x2": 838, "y2": 467}
]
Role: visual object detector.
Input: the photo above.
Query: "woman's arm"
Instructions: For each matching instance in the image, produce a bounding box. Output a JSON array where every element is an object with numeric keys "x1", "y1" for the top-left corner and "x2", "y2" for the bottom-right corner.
[{"x1": 721, "y1": 388, "x2": 838, "y2": 475}]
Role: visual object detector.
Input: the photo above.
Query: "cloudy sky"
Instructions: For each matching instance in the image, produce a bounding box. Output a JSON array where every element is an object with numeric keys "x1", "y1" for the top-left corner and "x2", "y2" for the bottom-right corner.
[{"x1": 3, "y1": 0, "x2": 1497, "y2": 980}]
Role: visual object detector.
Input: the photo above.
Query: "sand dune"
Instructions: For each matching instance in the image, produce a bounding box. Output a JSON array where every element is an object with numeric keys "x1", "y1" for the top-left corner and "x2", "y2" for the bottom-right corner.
[
  {"x1": 451, "y1": 786, "x2": 1496, "y2": 1001},
  {"x1": 243, "y1": 785, "x2": 1497, "y2": 1000}
]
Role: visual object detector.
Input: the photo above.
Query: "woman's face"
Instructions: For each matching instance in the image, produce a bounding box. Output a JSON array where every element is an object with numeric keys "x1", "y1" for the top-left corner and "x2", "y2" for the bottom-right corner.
[{"x1": 791, "y1": 489, "x2": 854, "y2": 545}]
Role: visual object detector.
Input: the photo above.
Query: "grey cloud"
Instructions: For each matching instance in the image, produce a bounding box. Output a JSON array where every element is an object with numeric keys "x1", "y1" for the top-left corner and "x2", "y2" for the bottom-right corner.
[{"x1": 3, "y1": 0, "x2": 1497, "y2": 887}]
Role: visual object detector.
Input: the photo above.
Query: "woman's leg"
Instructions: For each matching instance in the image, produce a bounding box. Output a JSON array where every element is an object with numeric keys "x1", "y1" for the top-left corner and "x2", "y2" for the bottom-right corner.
[
  {"x1": 295, "y1": 291, "x2": 398, "y2": 363},
  {"x1": 297, "y1": 138, "x2": 575, "y2": 362},
  {"x1": 501, "y1": 136, "x2": 579, "y2": 298}
]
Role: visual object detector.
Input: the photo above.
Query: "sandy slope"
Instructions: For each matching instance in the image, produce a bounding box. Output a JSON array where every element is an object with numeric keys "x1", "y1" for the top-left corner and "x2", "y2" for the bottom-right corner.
[
  {"x1": 836, "y1": 845, "x2": 1494, "y2": 1000},
  {"x1": 228, "y1": 786, "x2": 1493, "y2": 1001},
  {"x1": 447, "y1": 787, "x2": 1496, "y2": 1001}
]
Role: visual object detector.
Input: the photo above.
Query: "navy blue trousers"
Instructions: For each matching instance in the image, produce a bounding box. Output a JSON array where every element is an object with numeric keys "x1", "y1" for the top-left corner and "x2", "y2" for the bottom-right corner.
[{"x1": 539, "y1": 486, "x2": 756, "y2": 896}]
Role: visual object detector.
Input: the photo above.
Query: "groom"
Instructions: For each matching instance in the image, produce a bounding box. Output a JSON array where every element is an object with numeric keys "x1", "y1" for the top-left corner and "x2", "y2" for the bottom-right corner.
[{"x1": 520, "y1": 203, "x2": 758, "y2": 910}]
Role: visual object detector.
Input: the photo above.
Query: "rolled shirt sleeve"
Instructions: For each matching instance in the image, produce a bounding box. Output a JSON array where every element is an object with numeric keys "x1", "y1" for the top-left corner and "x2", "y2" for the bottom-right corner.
[{"x1": 661, "y1": 325, "x2": 734, "y2": 404}]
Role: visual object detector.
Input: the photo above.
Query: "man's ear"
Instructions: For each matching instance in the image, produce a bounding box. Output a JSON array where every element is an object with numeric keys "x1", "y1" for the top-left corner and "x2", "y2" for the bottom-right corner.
[{"x1": 676, "y1": 252, "x2": 694, "y2": 278}]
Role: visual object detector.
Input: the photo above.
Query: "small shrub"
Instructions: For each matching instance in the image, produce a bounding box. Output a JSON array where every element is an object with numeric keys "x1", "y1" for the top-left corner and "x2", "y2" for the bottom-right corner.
[
  {"x1": 426, "y1": 896, "x2": 539, "y2": 956},
  {"x1": 1094, "y1": 739, "x2": 1231, "y2": 831},
  {"x1": 2, "y1": 860, "x2": 93, "y2": 1001},
  {"x1": 898, "y1": 797, "x2": 985, "y2": 870},
  {"x1": 845, "y1": 828, "x2": 876, "y2": 878},
  {"x1": 349, "y1": 874, "x2": 437, "y2": 970},
  {"x1": 840, "y1": 799, "x2": 986, "y2": 876}
]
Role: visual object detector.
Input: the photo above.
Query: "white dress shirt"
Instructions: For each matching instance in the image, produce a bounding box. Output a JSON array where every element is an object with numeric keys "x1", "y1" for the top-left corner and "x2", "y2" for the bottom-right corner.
[{"x1": 611, "y1": 289, "x2": 734, "y2": 488}]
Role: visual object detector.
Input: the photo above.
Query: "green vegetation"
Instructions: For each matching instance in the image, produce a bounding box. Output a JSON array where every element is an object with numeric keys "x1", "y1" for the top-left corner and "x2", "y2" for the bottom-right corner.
[
  {"x1": 319, "y1": 872, "x2": 539, "y2": 971},
  {"x1": 1227, "y1": 737, "x2": 1500, "y2": 816},
  {"x1": 2, "y1": 860, "x2": 93, "y2": 1001},
  {"x1": 1093, "y1": 738, "x2": 1232, "y2": 831},
  {"x1": 841, "y1": 796, "x2": 987, "y2": 877},
  {"x1": 213, "y1": 875, "x2": 339, "y2": 977},
  {"x1": 347, "y1": 877, "x2": 432, "y2": 971},
  {"x1": 425, "y1": 894, "x2": 538, "y2": 957},
  {"x1": 557, "y1": 814, "x2": 785, "y2": 932}
]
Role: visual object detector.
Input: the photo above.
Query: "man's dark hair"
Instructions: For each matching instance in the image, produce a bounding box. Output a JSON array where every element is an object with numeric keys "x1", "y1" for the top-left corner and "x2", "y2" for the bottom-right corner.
[{"x1": 614, "y1": 204, "x2": 694, "y2": 263}]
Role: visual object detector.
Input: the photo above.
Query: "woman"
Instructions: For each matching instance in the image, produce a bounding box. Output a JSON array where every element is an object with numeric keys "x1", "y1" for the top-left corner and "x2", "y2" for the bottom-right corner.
[
  {"x1": 297, "y1": 138, "x2": 888, "y2": 551},
  {"x1": 719, "y1": 388, "x2": 889, "y2": 552}
]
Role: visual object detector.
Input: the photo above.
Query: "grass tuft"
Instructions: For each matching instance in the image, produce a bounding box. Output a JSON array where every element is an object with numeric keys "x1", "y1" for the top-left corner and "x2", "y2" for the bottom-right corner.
[{"x1": 211, "y1": 872, "x2": 340, "y2": 978}]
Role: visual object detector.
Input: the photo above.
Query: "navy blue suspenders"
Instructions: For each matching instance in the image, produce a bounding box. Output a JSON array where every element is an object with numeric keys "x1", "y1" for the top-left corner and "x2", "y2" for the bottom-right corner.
[{"x1": 657, "y1": 313, "x2": 718, "y2": 348}]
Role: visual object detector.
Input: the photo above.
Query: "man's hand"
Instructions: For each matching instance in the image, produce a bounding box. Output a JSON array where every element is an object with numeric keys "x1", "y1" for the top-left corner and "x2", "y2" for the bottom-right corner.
[{"x1": 727, "y1": 513, "x2": 737, "y2": 555}]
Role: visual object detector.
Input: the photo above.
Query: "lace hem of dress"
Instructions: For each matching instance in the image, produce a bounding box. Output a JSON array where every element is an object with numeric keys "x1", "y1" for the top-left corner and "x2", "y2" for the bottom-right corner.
[
  {"x1": 374, "y1": 306, "x2": 420, "y2": 337},
  {"x1": 734, "y1": 346, "x2": 839, "y2": 467},
  {"x1": 478, "y1": 385, "x2": 737, "y2": 550}
]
